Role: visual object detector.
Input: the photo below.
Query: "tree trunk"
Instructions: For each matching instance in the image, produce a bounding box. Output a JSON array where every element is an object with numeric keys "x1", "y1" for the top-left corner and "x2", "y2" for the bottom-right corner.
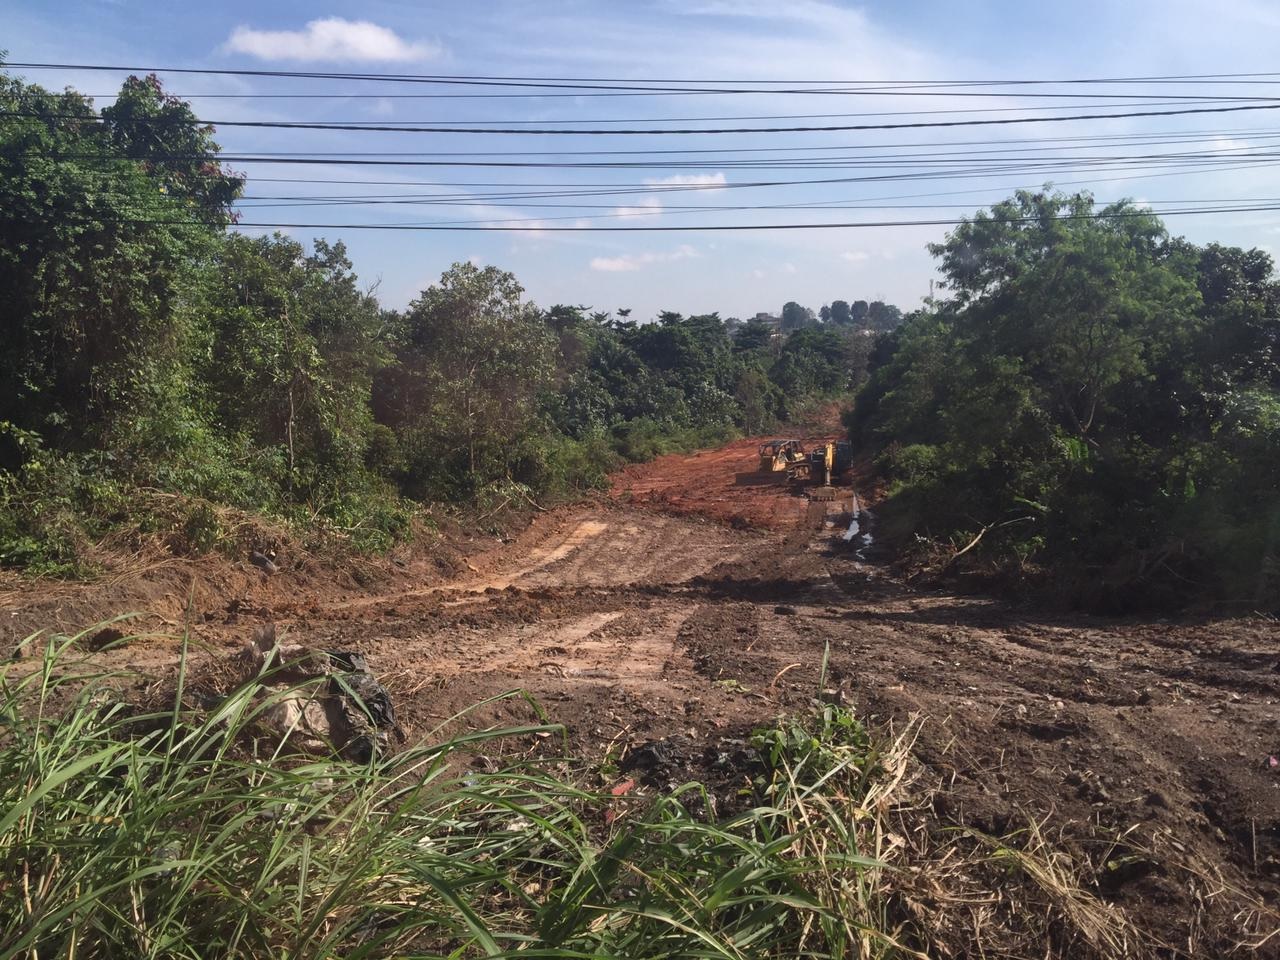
[{"x1": 287, "y1": 380, "x2": 296, "y2": 484}]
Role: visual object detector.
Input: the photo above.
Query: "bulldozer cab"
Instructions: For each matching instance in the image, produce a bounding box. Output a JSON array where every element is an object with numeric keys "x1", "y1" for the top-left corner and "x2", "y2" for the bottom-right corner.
[{"x1": 758, "y1": 439, "x2": 805, "y2": 472}]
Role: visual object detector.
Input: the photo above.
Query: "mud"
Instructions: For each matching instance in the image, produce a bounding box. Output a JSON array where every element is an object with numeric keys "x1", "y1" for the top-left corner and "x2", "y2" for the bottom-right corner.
[
  {"x1": 609, "y1": 432, "x2": 844, "y2": 529},
  {"x1": 3, "y1": 438, "x2": 1278, "y2": 957}
]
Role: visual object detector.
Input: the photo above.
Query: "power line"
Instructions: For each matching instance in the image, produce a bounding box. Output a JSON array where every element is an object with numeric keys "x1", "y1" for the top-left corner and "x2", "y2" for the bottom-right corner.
[
  {"x1": 229, "y1": 200, "x2": 1280, "y2": 229},
  {"x1": 11, "y1": 100, "x2": 1280, "y2": 134},
  {"x1": 41, "y1": 155, "x2": 1280, "y2": 205},
  {"x1": 44, "y1": 203, "x2": 1280, "y2": 232},
  {"x1": 26, "y1": 151, "x2": 1280, "y2": 181},
  {"x1": 25, "y1": 126, "x2": 1279, "y2": 161},
  {"x1": 60, "y1": 98, "x2": 1280, "y2": 128},
  {"x1": 12, "y1": 62, "x2": 1280, "y2": 87}
]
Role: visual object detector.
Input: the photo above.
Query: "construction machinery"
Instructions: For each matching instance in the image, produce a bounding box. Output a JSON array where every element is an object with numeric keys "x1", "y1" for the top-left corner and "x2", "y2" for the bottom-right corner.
[
  {"x1": 787, "y1": 440, "x2": 852, "y2": 500},
  {"x1": 758, "y1": 439, "x2": 806, "y2": 472}
]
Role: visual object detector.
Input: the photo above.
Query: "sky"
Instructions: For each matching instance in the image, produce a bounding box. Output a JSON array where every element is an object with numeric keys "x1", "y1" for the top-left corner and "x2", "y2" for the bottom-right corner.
[{"x1": 5, "y1": 0, "x2": 1280, "y2": 320}]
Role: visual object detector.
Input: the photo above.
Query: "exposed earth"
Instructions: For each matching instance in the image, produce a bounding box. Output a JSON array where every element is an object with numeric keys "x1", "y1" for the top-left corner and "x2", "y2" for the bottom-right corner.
[{"x1": 3, "y1": 434, "x2": 1278, "y2": 957}]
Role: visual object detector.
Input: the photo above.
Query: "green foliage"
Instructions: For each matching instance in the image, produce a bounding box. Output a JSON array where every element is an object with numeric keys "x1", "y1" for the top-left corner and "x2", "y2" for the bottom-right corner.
[
  {"x1": 751, "y1": 701, "x2": 874, "y2": 785},
  {"x1": 509, "y1": 431, "x2": 621, "y2": 497},
  {"x1": 380, "y1": 262, "x2": 556, "y2": 500},
  {"x1": 781, "y1": 300, "x2": 816, "y2": 332},
  {"x1": 1, "y1": 634, "x2": 909, "y2": 959},
  {"x1": 854, "y1": 189, "x2": 1280, "y2": 609},
  {"x1": 0, "y1": 67, "x2": 888, "y2": 575},
  {"x1": 194, "y1": 233, "x2": 389, "y2": 496},
  {"x1": 0, "y1": 74, "x2": 233, "y2": 452}
]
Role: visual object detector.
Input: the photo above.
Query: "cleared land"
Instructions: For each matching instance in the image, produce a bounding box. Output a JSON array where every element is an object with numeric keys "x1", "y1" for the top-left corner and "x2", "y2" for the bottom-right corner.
[{"x1": 3, "y1": 435, "x2": 1278, "y2": 957}]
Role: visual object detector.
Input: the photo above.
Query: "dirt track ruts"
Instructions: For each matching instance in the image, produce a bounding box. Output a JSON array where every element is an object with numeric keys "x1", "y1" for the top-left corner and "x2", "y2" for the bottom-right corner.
[{"x1": 5, "y1": 436, "x2": 1279, "y2": 957}]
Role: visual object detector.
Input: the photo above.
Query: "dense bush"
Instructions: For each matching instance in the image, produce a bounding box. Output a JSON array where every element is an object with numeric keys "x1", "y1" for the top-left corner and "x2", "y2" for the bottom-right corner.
[
  {"x1": 851, "y1": 189, "x2": 1280, "y2": 609},
  {"x1": 0, "y1": 71, "x2": 867, "y2": 574},
  {"x1": 0, "y1": 633, "x2": 923, "y2": 959}
]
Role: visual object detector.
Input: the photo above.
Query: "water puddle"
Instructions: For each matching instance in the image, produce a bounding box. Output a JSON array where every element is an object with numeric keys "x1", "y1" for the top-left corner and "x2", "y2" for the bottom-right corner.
[{"x1": 842, "y1": 493, "x2": 874, "y2": 559}]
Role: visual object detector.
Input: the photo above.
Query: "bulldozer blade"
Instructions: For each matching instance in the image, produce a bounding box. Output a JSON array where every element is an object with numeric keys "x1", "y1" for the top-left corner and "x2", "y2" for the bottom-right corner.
[{"x1": 809, "y1": 486, "x2": 838, "y2": 502}]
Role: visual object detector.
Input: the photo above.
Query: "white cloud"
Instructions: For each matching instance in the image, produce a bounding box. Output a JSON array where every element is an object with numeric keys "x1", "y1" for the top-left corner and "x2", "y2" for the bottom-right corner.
[
  {"x1": 677, "y1": 0, "x2": 862, "y2": 29},
  {"x1": 783, "y1": 262, "x2": 798, "y2": 274},
  {"x1": 590, "y1": 245, "x2": 698, "y2": 272},
  {"x1": 644, "y1": 172, "x2": 728, "y2": 192},
  {"x1": 613, "y1": 197, "x2": 665, "y2": 219},
  {"x1": 225, "y1": 18, "x2": 440, "y2": 62},
  {"x1": 841, "y1": 251, "x2": 870, "y2": 263}
]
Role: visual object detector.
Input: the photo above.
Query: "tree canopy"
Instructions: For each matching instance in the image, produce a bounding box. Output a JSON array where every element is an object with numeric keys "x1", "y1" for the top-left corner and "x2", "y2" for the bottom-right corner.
[{"x1": 851, "y1": 189, "x2": 1280, "y2": 609}]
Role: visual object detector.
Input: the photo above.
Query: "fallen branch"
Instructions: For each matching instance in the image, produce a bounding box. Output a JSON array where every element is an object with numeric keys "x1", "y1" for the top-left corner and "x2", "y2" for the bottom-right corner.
[
  {"x1": 515, "y1": 486, "x2": 548, "y2": 513},
  {"x1": 770, "y1": 662, "x2": 804, "y2": 691},
  {"x1": 476, "y1": 497, "x2": 513, "y2": 522},
  {"x1": 941, "y1": 516, "x2": 1034, "y2": 575}
]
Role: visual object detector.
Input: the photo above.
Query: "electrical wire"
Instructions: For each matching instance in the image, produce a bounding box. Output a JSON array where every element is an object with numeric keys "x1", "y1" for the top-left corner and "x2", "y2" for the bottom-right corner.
[
  {"x1": 10, "y1": 100, "x2": 1280, "y2": 134},
  {"x1": 37, "y1": 202, "x2": 1280, "y2": 232}
]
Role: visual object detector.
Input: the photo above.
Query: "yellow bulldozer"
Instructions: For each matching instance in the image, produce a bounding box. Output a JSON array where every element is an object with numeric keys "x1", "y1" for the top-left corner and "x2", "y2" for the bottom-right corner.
[
  {"x1": 758, "y1": 439, "x2": 807, "y2": 473},
  {"x1": 785, "y1": 440, "x2": 852, "y2": 501}
]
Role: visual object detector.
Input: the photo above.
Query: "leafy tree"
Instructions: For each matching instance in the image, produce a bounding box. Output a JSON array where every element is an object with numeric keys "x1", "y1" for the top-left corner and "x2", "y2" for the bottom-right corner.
[
  {"x1": 733, "y1": 318, "x2": 775, "y2": 353},
  {"x1": 391, "y1": 263, "x2": 555, "y2": 496},
  {"x1": 195, "y1": 234, "x2": 387, "y2": 492},
  {"x1": 866, "y1": 301, "x2": 903, "y2": 331},
  {"x1": 830, "y1": 300, "x2": 853, "y2": 325},
  {"x1": 733, "y1": 364, "x2": 781, "y2": 434},
  {"x1": 99, "y1": 74, "x2": 242, "y2": 225},
  {"x1": 772, "y1": 328, "x2": 852, "y2": 397},
  {"x1": 931, "y1": 191, "x2": 1199, "y2": 447},
  {"x1": 0, "y1": 73, "x2": 239, "y2": 456},
  {"x1": 780, "y1": 301, "x2": 815, "y2": 332},
  {"x1": 854, "y1": 188, "x2": 1280, "y2": 608}
]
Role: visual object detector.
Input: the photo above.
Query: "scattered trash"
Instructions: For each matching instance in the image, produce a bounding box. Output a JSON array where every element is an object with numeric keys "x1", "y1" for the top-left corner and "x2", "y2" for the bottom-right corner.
[
  {"x1": 83, "y1": 626, "x2": 127, "y2": 651},
  {"x1": 249, "y1": 548, "x2": 278, "y2": 575},
  {"x1": 1266, "y1": 755, "x2": 1279, "y2": 772},
  {"x1": 842, "y1": 493, "x2": 874, "y2": 558},
  {"x1": 243, "y1": 624, "x2": 402, "y2": 763}
]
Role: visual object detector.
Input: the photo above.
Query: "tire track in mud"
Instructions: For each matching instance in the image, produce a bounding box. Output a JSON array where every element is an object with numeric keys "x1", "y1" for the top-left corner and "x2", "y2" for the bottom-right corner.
[
  {"x1": 272, "y1": 506, "x2": 783, "y2": 753},
  {"x1": 30, "y1": 432, "x2": 1277, "y2": 957}
]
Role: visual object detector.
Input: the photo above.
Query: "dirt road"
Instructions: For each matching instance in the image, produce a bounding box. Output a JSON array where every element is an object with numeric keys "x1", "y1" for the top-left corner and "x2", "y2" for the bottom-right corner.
[{"x1": 4, "y1": 436, "x2": 1278, "y2": 956}]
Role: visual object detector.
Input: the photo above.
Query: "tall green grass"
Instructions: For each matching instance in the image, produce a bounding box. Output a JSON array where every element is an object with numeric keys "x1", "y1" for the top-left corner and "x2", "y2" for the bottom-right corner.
[{"x1": 1, "y1": 629, "x2": 919, "y2": 959}]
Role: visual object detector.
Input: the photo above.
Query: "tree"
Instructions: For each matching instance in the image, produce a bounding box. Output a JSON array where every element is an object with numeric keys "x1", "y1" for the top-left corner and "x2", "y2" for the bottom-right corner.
[
  {"x1": 830, "y1": 300, "x2": 852, "y2": 325},
  {"x1": 1192, "y1": 242, "x2": 1280, "y2": 386},
  {"x1": 733, "y1": 318, "x2": 775, "y2": 353},
  {"x1": 394, "y1": 263, "x2": 554, "y2": 493},
  {"x1": 197, "y1": 234, "x2": 387, "y2": 491},
  {"x1": 771, "y1": 328, "x2": 851, "y2": 396},
  {"x1": 0, "y1": 73, "x2": 238, "y2": 455},
  {"x1": 99, "y1": 74, "x2": 242, "y2": 225},
  {"x1": 851, "y1": 188, "x2": 1280, "y2": 608},
  {"x1": 931, "y1": 191, "x2": 1199, "y2": 446},
  {"x1": 866, "y1": 302, "x2": 903, "y2": 331},
  {"x1": 781, "y1": 301, "x2": 815, "y2": 332},
  {"x1": 733, "y1": 365, "x2": 780, "y2": 434}
]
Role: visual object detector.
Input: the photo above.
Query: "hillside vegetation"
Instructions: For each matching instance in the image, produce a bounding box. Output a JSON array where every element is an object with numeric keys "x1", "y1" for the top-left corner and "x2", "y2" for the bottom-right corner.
[
  {"x1": 0, "y1": 71, "x2": 877, "y2": 575},
  {"x1": 850, "y1": 190, "x2": 1280, "y2": 609}
]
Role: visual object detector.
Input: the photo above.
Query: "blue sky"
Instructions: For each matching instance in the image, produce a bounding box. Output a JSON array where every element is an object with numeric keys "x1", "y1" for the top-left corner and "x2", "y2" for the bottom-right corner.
[{"x1": 5, "y1": 0, "x2": 1280, "y2": 319}]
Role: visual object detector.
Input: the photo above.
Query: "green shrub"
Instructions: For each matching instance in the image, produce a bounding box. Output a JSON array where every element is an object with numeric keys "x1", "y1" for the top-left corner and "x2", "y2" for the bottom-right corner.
[{"x1": 0, "y1": 633, "x2": 913, "y2": 959}]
